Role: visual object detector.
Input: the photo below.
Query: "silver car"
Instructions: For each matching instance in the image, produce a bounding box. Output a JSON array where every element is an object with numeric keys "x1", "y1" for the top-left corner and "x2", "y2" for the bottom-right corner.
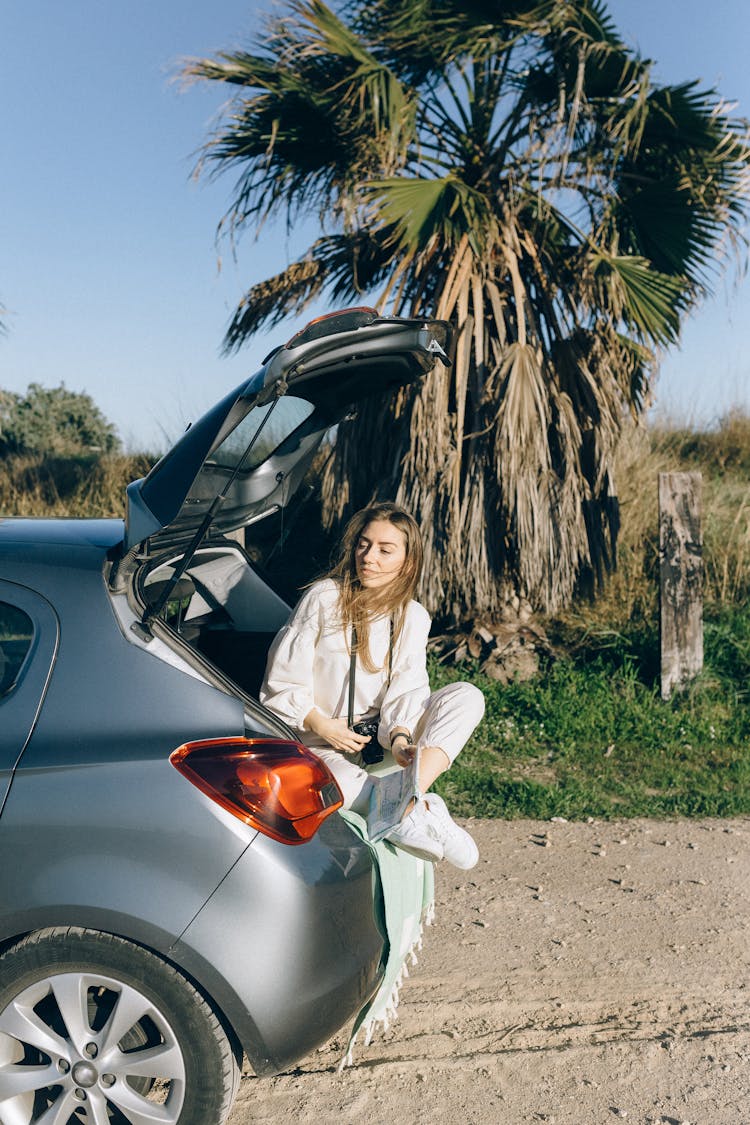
[{"x1": 0, "y1": 308, "x2": 451, "y2": 1125}]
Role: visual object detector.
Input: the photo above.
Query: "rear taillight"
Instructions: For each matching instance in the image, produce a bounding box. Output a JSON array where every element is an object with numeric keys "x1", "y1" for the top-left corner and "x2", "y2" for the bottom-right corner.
[
  {"x1": 284, "y1": 306, "x2": 378, "y2": 348},
  {"x1": 170, "y1": 738, "x2": 343, "y2": 845}
]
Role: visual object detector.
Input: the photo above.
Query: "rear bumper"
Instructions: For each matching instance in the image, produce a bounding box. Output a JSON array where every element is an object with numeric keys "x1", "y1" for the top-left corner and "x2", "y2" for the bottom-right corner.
[{"x1": 169, "y1": 812, "x2": 385, "y2": 1075}]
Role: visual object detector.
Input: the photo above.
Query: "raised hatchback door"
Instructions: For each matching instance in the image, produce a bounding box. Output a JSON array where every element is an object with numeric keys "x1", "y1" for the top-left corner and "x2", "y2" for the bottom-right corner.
[
  {"x1": 0, "y1": 580, "x2": 59, "y2": 813},
  {"x1": 125, "y1": 309, "x2": 451, "y2": 552}
]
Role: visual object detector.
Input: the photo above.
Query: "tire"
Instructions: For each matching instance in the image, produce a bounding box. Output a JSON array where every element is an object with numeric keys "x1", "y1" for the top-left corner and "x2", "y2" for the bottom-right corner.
[{"x1": 0, "y1": 926, "x2": 240, "y2": 1125}]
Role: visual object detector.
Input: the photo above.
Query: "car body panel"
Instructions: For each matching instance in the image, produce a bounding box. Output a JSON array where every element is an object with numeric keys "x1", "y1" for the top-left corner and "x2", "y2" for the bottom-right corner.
[
  {"x1": 0, "y1": 579, "x2": 59, "y2": 812},
  {"x1": 0, "y1": 520, "x2": 251, "y2": 941},
  {"x1": 169, "y1": 813, "x2": 385, "y2": 1074},
  {"x1": 0, "y1": 752, "x2": 384, "y2": 1071},
  {"x1": 0, "y1": 530, "x2": 244, "y2": 763},
  {"x1": 0, "y1": 756, "x2": 256, "y2": 952}
]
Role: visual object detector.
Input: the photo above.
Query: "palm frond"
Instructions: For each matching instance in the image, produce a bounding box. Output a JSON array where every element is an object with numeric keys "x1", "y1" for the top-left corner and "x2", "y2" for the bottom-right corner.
[
  {"x1": 614, "y1": 177, "x2": 718, "y2": 285},
  {"x1": 224, "y1": 254, "x2": 325, "y2": 351},
  {"x1": 357, "y1": 0, "x2": 558, "y2": 80},
  {"x1": 181, "y1": 51, "x2": 279, "y2": 89},
  {"x1": 291, "y1": 0, "x2": 415, "y2": 166},
  {"x1": 366, "y1": 175, "x2": 496, "y2": 258},
  {"x1": 184, "y1": 0, "x2": 414, "y2": 236},
  {"x1": 589, "y1": 251, "x2": 689, "y2": 346},
  {"x1": 224, "y1": 230, "x2": 396, "y2": 351}
]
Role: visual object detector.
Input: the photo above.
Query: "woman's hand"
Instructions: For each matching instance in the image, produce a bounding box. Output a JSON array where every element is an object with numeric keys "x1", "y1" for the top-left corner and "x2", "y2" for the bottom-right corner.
[
  {"x1": 391, "y1": 731, "x2": 417, "y2": 769},
  {"x1": 304, "y1": 709, "x2": 371, "y2": 754}
]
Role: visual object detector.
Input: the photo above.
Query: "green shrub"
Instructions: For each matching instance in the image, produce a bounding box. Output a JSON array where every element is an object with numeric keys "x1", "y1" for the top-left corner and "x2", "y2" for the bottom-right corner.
[{"x1": 0, "y1": 383, "x2": 120, "y2": 456}]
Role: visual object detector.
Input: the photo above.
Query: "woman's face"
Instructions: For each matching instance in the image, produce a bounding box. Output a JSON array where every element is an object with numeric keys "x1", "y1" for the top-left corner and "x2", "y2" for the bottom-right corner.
[{"x1": 355, "y1": 519, "x2": 407, "y2": 589}]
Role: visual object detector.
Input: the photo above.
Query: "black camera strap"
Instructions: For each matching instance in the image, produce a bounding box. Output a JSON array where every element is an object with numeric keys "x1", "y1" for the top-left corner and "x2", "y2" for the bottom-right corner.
[{"x1": 348, "y1": 619, "x2": 394, "y2": 726}]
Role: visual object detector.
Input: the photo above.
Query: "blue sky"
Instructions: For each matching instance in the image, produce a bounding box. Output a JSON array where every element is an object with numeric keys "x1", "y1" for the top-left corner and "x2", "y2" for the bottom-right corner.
[{"x1": 2, "y1": 0, "x2": 749, "y2": 451}]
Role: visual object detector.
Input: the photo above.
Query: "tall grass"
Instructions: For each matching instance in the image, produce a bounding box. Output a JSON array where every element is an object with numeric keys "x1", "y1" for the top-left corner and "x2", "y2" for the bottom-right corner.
[
  {"x1": 0, "y1": 453, "x2": 155, "y2": 518},
  {"x1": 553, "y1": 411, "x2": 750, "y2": 637}
]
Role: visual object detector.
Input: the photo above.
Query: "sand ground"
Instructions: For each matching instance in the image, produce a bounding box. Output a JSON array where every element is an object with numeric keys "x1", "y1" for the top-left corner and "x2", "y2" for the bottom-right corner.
[{"x1": 228, "y1": 816, "x2": 750, "y2": 1125}]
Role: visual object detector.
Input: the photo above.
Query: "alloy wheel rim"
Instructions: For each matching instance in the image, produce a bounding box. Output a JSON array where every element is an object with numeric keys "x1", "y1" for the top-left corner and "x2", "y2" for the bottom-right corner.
[{"x1": 0, "y1": 970, "x2": 186, "y2": 1124}]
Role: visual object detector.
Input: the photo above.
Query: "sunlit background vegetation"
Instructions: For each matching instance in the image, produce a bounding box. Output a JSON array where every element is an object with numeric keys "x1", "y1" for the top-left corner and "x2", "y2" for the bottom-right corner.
[{"x1": 1, "y1": 400, "x2": 747, "y2": 820}]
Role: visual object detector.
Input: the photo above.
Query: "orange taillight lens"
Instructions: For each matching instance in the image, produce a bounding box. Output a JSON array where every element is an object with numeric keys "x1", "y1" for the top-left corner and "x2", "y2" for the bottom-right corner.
[{"x1": 170, "y1": 738, "x2": 343, "y2": 845}]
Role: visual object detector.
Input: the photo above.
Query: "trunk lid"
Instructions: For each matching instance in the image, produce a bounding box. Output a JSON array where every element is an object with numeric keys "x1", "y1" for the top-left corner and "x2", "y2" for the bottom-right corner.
[{"x1": 125, "y1": 308, "x2": 450, "y2": 554}]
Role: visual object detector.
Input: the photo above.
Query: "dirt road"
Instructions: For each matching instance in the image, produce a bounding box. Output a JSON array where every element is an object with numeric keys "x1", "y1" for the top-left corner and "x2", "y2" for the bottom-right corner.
[{"x1": 228, "y1": 816, "x2": 750, "y2": 1125}]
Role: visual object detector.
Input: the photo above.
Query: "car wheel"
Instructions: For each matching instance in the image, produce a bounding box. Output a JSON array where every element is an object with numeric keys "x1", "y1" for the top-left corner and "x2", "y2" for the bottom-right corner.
[{"x1": 0, "y1": 926, "x2": 240, "y2": 1125}]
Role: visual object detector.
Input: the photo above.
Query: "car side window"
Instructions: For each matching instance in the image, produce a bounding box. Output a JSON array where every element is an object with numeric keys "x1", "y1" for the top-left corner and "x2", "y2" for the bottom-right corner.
[{"x1": 0, "y1": 601, "x2": 34, "y2": 698}]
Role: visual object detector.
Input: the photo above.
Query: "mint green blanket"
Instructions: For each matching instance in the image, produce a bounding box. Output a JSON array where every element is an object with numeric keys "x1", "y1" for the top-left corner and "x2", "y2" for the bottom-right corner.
[{"x1": 338, "y1": 809, "x2": 435, "y2": 1068}]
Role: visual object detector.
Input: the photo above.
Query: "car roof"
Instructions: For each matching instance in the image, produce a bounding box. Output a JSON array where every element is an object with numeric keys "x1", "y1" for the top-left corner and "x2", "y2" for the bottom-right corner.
[
  {"x1": 0, "y1": 518, "x2": 124, "y2": 550},
  {"x1": 0, "y1": 519, "x2": 125, "y2": 611}
]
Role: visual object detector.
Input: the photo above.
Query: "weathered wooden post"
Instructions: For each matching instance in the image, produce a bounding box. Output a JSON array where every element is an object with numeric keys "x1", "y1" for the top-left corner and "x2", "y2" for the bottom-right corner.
[{"x1": 659, "y1": 472, "x2": 703, "y2": 700}]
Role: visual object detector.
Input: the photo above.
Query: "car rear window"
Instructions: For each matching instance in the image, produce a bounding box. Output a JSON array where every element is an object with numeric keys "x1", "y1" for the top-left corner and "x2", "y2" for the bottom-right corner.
[
  {"x1": 0, "y1": 602, "x2": 34, "y2": 697},
  {"x1": 207, "y1": 395, "x2": 315, "y2": 471}
]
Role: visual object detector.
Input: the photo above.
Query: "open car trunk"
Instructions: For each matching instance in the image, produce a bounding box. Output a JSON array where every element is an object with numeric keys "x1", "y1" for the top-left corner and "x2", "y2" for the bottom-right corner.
[
  {"x1": 140, "y1": 542, "x2": 292, "y2": 701},
  {"x1": 121, "y1": 308, "x2": 451, "y2": 700}
]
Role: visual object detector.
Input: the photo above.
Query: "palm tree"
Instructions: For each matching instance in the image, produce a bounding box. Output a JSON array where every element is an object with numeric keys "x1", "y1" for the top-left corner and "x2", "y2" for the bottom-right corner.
[{"x1": 184, "y1": 0, "x2": 749, "y2": 621}]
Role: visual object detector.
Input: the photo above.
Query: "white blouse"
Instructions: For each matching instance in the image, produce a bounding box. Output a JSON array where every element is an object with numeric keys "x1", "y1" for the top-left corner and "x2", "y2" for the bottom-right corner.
[{"x1": 260, "y1": 579, "x2": 431, "y2": 747}]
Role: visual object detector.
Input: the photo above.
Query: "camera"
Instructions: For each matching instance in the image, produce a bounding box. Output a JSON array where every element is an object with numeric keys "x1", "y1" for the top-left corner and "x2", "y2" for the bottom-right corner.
[{"x1": 351, "y1": 717, "x2": 383, "y2": 765}]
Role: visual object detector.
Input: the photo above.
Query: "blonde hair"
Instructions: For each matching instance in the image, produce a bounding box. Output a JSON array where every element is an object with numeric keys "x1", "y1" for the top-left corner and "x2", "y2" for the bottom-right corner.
[{"x1": 324, "y1": 502, "x2": 423, "y2": 673}]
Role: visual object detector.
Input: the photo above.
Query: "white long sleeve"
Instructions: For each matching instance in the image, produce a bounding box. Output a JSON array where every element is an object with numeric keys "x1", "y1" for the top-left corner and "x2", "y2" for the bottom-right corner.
[
  {"x1": 259, "y1": 578, "x2": 431, "y2": 745},
  {"x1": 378, "y1": 600, "x2": 431, "y2": 740}
]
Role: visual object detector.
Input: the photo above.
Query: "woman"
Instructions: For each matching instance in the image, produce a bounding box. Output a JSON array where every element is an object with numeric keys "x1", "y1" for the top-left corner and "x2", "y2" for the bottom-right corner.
[{"x1": 260, "y1": 502, "x2": 485, "y2": 869}]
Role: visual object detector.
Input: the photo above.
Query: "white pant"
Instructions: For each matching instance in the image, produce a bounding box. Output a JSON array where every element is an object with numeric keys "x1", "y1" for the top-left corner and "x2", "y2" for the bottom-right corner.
[{"x1": 309, "y1": 681, "x2": 485, "y2": 815}]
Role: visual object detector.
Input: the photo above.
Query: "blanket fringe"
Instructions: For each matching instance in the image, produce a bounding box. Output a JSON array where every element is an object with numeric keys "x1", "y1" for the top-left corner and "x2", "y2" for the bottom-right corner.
[{"x1": 338, "y1": 912, "x2": 436, "y2": 1070}]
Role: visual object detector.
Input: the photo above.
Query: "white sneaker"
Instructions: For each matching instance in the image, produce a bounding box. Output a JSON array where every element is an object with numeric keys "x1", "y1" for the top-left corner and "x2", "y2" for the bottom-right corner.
[
  {"x1": 386, "y1": 795, "x2": 479, "y2": 870},
  {"x1": 423, "y1": 793, "x2": 479, "y2": 870},
  {"x1": 385, "y1": 798, "x2": 443, "y2": 863}
]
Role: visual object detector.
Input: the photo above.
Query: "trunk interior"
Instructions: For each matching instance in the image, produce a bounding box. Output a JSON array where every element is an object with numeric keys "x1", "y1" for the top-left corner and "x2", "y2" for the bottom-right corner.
[{"x1": 141, "y1": 540, "x2": 292, "y2": 701}]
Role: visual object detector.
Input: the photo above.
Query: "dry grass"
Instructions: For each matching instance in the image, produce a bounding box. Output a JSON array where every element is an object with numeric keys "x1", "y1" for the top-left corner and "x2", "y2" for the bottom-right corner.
[
  {"x1": 555, "y1": 411, "x2": 750, "y2": 632},
  {"x1": 0, "y1": 453, "x2": 156, "y2": 519}
]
